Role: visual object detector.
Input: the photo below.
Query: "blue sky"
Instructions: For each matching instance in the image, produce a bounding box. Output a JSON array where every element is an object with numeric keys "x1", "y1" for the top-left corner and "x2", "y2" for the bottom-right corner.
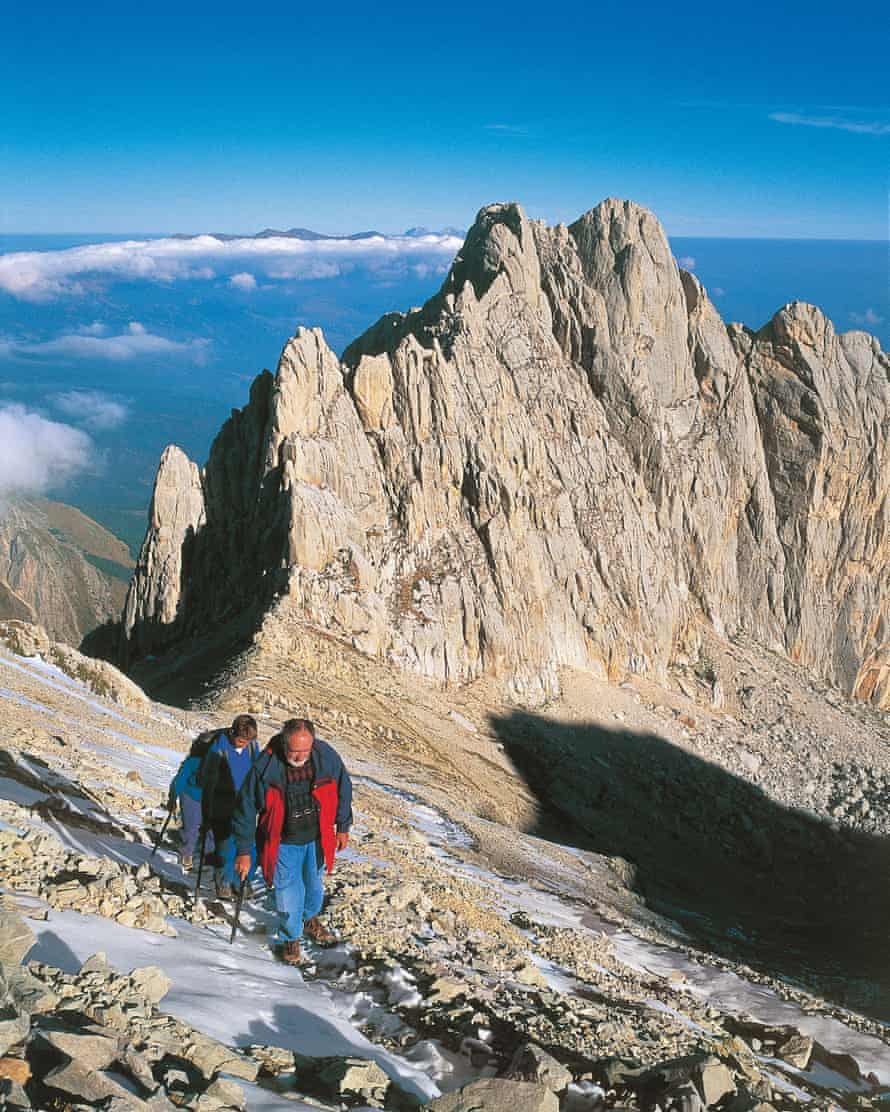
[{"x1": 2, "y1": 0, "x2": 888, "y2": 238}]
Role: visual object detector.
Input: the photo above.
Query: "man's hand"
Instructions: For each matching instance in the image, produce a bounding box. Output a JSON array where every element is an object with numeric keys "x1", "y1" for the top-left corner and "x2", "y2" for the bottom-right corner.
[
  {"x1": 234, "y1": 854, "x2": 251, "y2": 882},
  {"x1": 335, "y1": 832, "x2": 349, "y2": 853}
]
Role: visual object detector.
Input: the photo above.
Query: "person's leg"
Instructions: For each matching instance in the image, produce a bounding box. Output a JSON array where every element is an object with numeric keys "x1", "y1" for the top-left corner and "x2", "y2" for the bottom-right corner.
[
  {"x1": 214, "y1": 826, "x2": 236, "y2": 894},
  {"x1": 302, "y1": 850, "x2": 334, "y2": 943},
  {"x1": 302, "y1": 852, "x2": 325, "y2": 923},
  {"x1": 273, "y1": 844, "x2": 310, "y2": 943},
  {"x1": 179, "y1": 795, "x2": 201, "y2": 860}
]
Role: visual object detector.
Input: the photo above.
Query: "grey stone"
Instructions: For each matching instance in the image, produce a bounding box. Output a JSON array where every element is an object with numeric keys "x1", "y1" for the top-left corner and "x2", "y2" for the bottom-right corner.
[
  {"x1": 0, "y1": 1012, "x2": 29, "y2": 1058},
  {"x1": 196, "y1": 1077, "x2": 247, "y2": 1109},
  {"x1": 315, "y1": 1056, "x2": 391, "y2": 1104},
  {"x1": 503, "y1": 1043, "x2": 572, "y2": 1092},
  {"x1": 775, "y1": 1033, "x2": 813, "y2": 1070},
  {"x1": 0, "y1": 912, "x2": 34, "y2": 967},
  {"x1": 426, "y1": 1078, "x2": 558, "y2": 1112},
  {"x1": 4, "y1": 964, "x2": 59, "y2": 1015},
  {"x1": 129, "y1": 964, "x2": 172, "y2": 1005},
  {"x1": 697, "y1": 1059, "x2": 736, "y2": 1107},
  {"x1": 39, "y1": 1026, "x2": 124, "y2": 1070},
  {"x1": 43, "y1": 1059, "x2": 147, "y2": 1106}
]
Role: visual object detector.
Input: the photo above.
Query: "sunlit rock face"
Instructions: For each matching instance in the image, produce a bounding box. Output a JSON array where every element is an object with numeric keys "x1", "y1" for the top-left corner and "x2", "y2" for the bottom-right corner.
[{"x1": 121, "y1": 199, "x2": 890, "y2": 707}]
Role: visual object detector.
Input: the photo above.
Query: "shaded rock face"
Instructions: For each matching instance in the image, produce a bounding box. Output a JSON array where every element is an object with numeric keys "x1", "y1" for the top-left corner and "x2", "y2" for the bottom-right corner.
[{"x1": 121, "y1": 198, "x2": 890, "y2": 706}]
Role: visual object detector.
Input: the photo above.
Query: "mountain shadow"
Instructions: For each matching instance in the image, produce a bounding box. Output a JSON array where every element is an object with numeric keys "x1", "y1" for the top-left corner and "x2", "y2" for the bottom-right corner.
[{"x1": 489, "y1": 710, "x2": 890, "y2": 1021}]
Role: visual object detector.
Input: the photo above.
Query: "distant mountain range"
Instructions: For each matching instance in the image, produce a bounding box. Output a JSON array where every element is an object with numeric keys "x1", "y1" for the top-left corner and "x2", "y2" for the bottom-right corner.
[{"x1": 171, "y1": 226, "x2": 465, "y2": 242}]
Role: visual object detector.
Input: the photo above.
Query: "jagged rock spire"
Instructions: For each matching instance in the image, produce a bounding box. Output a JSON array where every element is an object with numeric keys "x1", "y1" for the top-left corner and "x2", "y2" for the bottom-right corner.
[{"x1": 121, "y1": 199, "x2": 890, "y2": 707}]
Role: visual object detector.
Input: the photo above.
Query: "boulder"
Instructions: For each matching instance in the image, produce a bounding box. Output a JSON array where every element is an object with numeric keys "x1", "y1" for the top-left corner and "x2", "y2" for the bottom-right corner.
[
  {"x1": 44, "y1": 1058, "x2": 145, "y2": 1106},
  {"x1": 129, "y1": 965, "x2": 172, "y2": 1005},
  {"x1": 38, "y1": 1025, "x2": 123, "y2": 1070},
  {"x1": 0, "y1": 1011, "x2": 29, "y2": 1058},
  {"x1": 314, "y1": 1056, "x2": 391, "y2": 1105},
  {"x1": 196, "y1": 1076, "x2": 247, "y2": 1109},
  {"x1": 0, "y1": 911, "x2": 34, "y2": 966},
  {"x1": 503, "y1": 1043, "x2": 572, "y2": 1092},
  {"x1": 4, "y1": 965, "x2": 59, "y2": 1015},
  {"x1": 775, "y1": 1033, "x2": 813, "y2": 1070},
  {"x1": 425, "y1": 1078, "x2": 559, "y2": 1112}
]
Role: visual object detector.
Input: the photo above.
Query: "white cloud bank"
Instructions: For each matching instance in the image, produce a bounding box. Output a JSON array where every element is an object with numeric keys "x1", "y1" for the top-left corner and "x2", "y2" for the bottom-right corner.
[
  {"x1": 51, "y1": 390, "x2": 129, "y2": 431},
  {"x1": 0, "y1": 404, "x2": 94, "y2": 495},
  {"x1": 2, "y1": 321, "x2": 208, "y2": 361},
  {"x1": 850, "y1": 308, "x2": 885, "y2": 327},
  {"x1": 0, "y1": 231, "x2": 465, "y2": 301}
]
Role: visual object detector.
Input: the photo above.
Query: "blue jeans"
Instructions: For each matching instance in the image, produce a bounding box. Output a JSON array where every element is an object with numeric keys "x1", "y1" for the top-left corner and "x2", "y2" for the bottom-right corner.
[
  {"x1": 179, "y1": 795, "x2": 203, "y2": 858},
  {"x1": 216, "y1": 835, "x2": 256, "y2": 889},
  {"x1": 274, "y1": 842, "x2": 324, "y2": 942}
]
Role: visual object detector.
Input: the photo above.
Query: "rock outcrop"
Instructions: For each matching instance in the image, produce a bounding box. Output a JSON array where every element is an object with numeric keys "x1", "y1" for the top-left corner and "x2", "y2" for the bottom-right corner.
[
  {"x1": 120, "y1": 198, "x2": 890, "y2": 706},
  {"x1": 0, "y1": 499, "x2": 131, "y2": 647}
]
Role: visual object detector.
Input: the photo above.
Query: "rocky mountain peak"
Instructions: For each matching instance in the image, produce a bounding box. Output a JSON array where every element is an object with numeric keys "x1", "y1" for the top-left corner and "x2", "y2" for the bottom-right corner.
[
  {"x1": 441, "y1": 201, "x2": 542, "y2": 306},
  {"x1": 120, "y1": 197, "x2": 890, "y2": 710}
]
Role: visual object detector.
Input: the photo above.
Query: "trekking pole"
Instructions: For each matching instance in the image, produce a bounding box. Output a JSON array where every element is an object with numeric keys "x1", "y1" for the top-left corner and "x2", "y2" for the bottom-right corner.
[
  {"x1": 229, "y1": 878, "x2": 246, "y2": 944},
  {"x1": 150, "y1": 807, "x2": 174, "y2": 858},
  {"x1": 194, "y1": 826, "x2": 208, "y2": 898}
]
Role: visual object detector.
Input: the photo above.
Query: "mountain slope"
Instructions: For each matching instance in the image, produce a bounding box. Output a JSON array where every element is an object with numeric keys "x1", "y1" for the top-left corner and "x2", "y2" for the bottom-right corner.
[
  {"x1": 0, "y1": 498, "x2": 132, "y2": 646},
  {"x1": 5, "y1": 620, "x2": 890, "y2": 1108}
]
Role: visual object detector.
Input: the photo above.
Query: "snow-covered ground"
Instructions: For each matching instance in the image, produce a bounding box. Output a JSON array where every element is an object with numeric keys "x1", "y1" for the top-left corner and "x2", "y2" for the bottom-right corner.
[
  {"x1": 6, "y1": 643, "x2": 890, "y2": 1109},
  {"x1": 28, "y1": 907, "x2": 441, "y2": 1103}
]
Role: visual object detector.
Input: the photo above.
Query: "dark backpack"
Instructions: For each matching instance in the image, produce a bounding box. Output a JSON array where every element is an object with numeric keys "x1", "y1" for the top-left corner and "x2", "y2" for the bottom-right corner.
[
  {"x1": 189, "y1": 728, "x2": 226, "y2": 760},
  {"x1": 167, "y1": 728, "x2": 227, "y2": 808}
]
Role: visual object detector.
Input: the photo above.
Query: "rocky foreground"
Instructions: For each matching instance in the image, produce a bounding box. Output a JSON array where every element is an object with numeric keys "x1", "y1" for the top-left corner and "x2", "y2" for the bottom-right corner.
[{"x1": 2, "y1": 621, "x2": 890, "y2": 1110}]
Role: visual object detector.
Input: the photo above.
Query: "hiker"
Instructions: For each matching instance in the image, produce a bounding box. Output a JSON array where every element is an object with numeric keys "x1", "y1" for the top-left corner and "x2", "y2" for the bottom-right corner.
[
  {"x1": 167, "y1": 750, "x2": 205, "y2": 869},
  {"x1": 232, "y1": 717, "x2": 353, "y2": 964},
  {"x1": 199, "y1": 713, "x2": 261, "y2": 898}
]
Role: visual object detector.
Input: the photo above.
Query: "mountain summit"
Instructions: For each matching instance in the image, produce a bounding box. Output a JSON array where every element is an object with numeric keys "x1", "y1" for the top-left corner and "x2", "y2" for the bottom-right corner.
[{"x1": 121, "y1": 198, "x2": 890, "y2": 707}]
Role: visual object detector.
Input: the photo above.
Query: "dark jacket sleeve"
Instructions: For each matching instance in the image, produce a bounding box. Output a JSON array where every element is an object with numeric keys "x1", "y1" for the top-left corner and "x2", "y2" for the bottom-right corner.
[
  {"x1": 334, "y1": 750, "x2": 353, "y2": 833},
  {"x1": 232, "y1": 755, "x2": 270, "y2": 855}
]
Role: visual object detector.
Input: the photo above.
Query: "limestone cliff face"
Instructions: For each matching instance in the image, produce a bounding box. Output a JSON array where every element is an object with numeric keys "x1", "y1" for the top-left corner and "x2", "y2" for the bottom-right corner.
[
  {"x1": 121, "y1": 199, "x2": 890, "y2": 706},
  {"x1": 0, "y1": 499, "x2": 131, "y2": 647}
]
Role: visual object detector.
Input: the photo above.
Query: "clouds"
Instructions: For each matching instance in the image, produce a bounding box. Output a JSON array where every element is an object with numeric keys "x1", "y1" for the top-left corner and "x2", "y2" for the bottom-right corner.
[
  {"x1": 769, "y1": 112, "x2": 890, "y2": 136},
  {"x1": 0, "y1": 231, "x2": 465, "y2": 301},
  {"x1": 51, "y1": 390, "x2": 129, "y2": 431},
  {"x1": 1, "y1": 321, "x2": 208, "y2": 362},
  {"x1": 677, "y1": 255, "x2": 696, "y2": 269},
  {"x1": 229, "y1": 272, "x2": 257, "y2": 291},
  {"x1": 850, "y1": 308, "x2": 885, "y2": 327},
  {"x1": 0, "y1": 404, "x2": 94, "y2": 495}
]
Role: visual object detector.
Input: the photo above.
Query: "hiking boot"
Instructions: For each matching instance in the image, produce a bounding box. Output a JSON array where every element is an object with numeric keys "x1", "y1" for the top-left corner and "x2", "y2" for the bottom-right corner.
[
  {"x1": 304, "y1": 916, "x2": 335, "y2": 946},
  {"x1": 281, "y1": 940, "x2": 301, "y2": 965},
  {"x1": 215, "y1": 881, "x2": 234, "y2": 900}
]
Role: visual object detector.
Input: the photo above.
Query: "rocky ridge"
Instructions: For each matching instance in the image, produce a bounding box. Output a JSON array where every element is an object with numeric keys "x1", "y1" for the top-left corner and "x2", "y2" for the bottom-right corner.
[{"x1": 119, "y1": 197, "x2": 890, "y2": 712}]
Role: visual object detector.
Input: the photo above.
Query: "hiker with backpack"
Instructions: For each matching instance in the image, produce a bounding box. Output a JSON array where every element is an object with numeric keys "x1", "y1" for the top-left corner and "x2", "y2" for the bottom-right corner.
[
  {"x1": 166, "y1": 748, "x2": 206, "y2": 870},
  {"x1": 198, "y1": 713, "x2": 261, "y2": 898},
  {"x1": 232, "y1": 717, "x2": 353, "y2": 964}
]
